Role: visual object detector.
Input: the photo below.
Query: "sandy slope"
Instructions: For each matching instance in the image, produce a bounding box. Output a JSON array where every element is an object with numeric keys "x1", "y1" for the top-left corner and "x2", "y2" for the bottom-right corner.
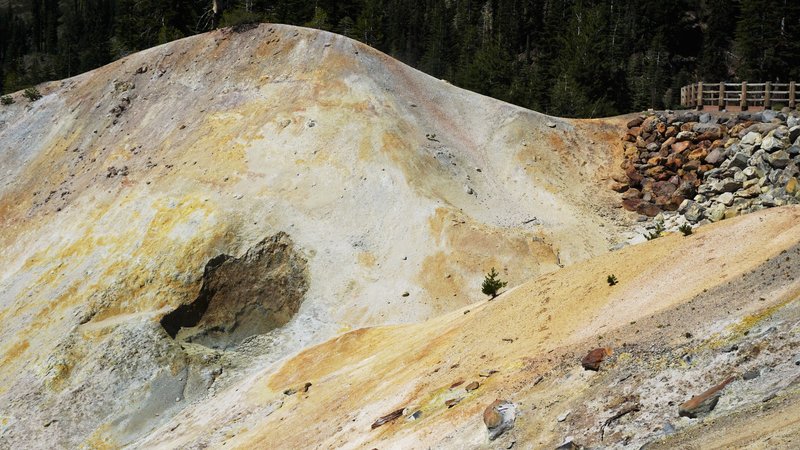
[
  {"x1": 130, "y1": 206, "x2": 800, "y2": 449},
  {"x1": 0, "y1": 24, "x2": 631, "y2": 448}
]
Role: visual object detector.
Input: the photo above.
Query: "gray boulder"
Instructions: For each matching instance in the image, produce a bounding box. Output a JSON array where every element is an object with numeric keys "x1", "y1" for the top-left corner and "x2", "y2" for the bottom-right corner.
[
  {"x1": 707, "y1": 203, "x2": 726, "y2": 222},
  {"x1": 713, "y1": 178, "x2": 742, "y2": 193},
  {"x1": 693, "y1": 122, "x2": 720, "y2": 134},
  {"x1": 742, "y1": 166, "x2": 759, "y2": 179},
  {"x1": 767, "y1": 150, "x2": 791, "y2": 168},
  {"x1": 705, "y1": 148, "x2": 725, "y2": 164},
  {"x1": 718, "y1": 192, "x2": 734, "y2": 206},
  {"x1": 740, "y1": 131, "x2": 762, "y2": 147},
  {"x1": 684, "y1": 201, "x2": 706, "y2": 223},
  {"x1": 789, "y1": 126, "x2": 800, "y2": 144},
  {"x1": 762, "y1": 109, "x2": 778, "y2": 123},
  {"x1": 729, "y1": 152, "x2": 750, "y2": 169},
  {"x1": 760, "y1": 135, "x2": 783, "y2": 152}
]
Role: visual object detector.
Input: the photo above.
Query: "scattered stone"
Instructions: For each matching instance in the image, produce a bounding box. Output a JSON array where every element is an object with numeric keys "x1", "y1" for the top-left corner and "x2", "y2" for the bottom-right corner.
[
  {"x1": 484, "y1": 400, "x2": 516, "y2": 441},
  {"x1": 581, "y1": 347, "x2": 612, "y2": 371},
  {"x1": 402, "y1": 292, "x2": 410, "y2": 297},
  {"x1": 684, "y1": 202, "x2": 705, "y2": 223},
  {"x1": 760, "y1": 135, "x2": 782, "y2": 152},
  {"x1": 741, "y1": 131, "x2": 762, "y2": 146},
  {"x1": 705, "y1": 148, "x2": 725, "y2": 164},
  {"x1": 717, "y1": 192, "x2": 734, "y2": 206},
  {"x1": 555, "y1": 437, "x2": 580, "y2": 450},
  {"x1": 626, "y1": 118, "x2": 644, "y2": 129},
  {"x1": 546, "y1": 121, "x2": 556, "y2": 128},
  {"x1": 678, "y1": 376, "x2": 735, "y2": 418},
  {"x1": 371, "y1": 408, "x2": 405, "y2": 429},
  {"x1": 722, "y1": 344, "x2": 739, "y2": 353},
  {"x1": 707, "y1": 203, "x2": 726, "y2": 222},
  {"x1": 406, "y1": 410, "x2": 422, "y2": 421},
  {"x1": 465, "y1": 381, "x2": 480, "y2": 392},
  {"x1": 445, "y1": 397, "x2": 463, "y2": 408},
  {"x1": 786, "y1": 177, "x2": 798, "y2": 195},
  {"x1": 557, "y1": 410, "x2": 571, "y2": 422},
  {"x1": 479, "y1": 369, "x2": 499, "y2": 378},
  {"x1": 742, "y1": 369, "x2": 761, "y2": 380},
  {"x1": 767, "y1": 150, "x2": 791, "y2": 168}
]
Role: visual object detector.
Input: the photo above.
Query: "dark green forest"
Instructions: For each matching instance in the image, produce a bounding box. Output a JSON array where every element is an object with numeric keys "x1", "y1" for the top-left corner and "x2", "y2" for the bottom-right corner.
[{"x1": 1, "y1": 0, "x2": 800, "y2": 117}]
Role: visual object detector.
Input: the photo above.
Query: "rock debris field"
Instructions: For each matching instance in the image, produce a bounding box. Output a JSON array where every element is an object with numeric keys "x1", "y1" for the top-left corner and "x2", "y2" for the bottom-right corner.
[{"x1": 617, "y1": 108, "x2": 800, "y2": 236}]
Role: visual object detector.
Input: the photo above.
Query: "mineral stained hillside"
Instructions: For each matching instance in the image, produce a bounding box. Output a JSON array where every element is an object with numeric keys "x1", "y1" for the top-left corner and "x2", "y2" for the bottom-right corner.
[
  {"x1": 0, "y1": 23, "x2": 626, "y2": 448},
  {"x1": 0, "y1": 24, "x2": 798, "y2": 450}
]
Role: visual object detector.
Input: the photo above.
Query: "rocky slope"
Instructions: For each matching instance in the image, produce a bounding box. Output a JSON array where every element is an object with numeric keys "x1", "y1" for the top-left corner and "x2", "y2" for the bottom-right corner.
[
  {"x1": 0, "y1": 24, "x2": 629, "y2": 448},
  {"x1": 135, "y1": 206, "x2": 800, "y2": 450}
]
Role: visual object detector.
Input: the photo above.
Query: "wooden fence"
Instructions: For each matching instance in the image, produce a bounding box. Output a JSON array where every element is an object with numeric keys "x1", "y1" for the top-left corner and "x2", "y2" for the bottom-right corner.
[{"x1": 680, "y1": 82, "x2": 797, "y2": 111}]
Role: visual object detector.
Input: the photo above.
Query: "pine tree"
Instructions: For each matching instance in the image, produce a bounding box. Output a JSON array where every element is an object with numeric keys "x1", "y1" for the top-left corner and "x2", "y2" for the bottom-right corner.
[{"x1": 481, "y1": 267, "x2": 508, "y2": 299}]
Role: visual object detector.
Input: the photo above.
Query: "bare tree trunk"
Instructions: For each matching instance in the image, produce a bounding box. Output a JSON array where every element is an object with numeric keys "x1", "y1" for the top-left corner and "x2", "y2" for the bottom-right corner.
[{"x1": 212, "y1": 0, "x2": 222, "y2": 28}]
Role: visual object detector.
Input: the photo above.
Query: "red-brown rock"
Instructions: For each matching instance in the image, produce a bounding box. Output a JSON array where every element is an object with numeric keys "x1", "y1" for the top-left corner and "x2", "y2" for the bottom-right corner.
[
  {"x1": 666, "y1": 154, "x2": 685, "y2": 170},
  {"x1": 622, "y1": 188, "x2": 641, "y2": 200},
  {"x1": 687, "y1": 147, "x2": 708, "y2": 161},
  {"x1": 652, "y1": 181, "x2": 677, "y2": 198},
  {"x1": 636, "y1": 201, "x2": 661, "y2": 217},
  {"x1": 660, "y1": 136, "x2": 677, "y2": 152},
  {"x1": 622, "y1": 198, "x2": 642, "y2": 212},
  {"x1": 609, "y1": 181, "x2": 629, "y2": 192},
  {"x1": 683, "y1": 159, "x2": 701, "y2": 171},
  {"x1": 581, "y1": 347, "x2": 613, "y2": 371},
  {"x1": 698, "y1": 164, "x2": 714, "y2": 174},
  {"x1": 671, "y1": 141, "x2": 691, "y2": 154},
  {"x1": 642, "y1": 116, "x2": 658, "y2": 133},
  {"x1": 371, "y1": 408, "x2": 405, "y2": 429},
  {"x1": 645, "y1": 166, "x2": 670, "y2": 180},
  {"x1": 626, "y1": 117, "x2": 644, "y2": 129},
  {"x1": 636, "y1": 136, "x2": 647, "y2": 148},
  {"x1": 625, "y1": 165, "x2": 643, "y2": 188},
  {"x1": 678, "y1": 376, "x2": 735, "y2": 418},
  {"x1": 696, "y1": 130, "x2": 721, "y2": 142}
]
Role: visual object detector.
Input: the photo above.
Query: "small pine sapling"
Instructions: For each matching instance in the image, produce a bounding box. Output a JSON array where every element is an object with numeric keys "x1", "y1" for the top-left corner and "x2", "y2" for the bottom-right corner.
[
  {"x1": 482, "y1": 267, "x2": 508, "y2": 299},
  {"x1": 644, "y1": 221, "x2": 665, "y2": 240},
  {"x1": 607, "y1": 274, "x2": 618, "y2": 286},
  {"x1": 678, "y1": 224, "x2": 693, "y2": 236},
  {"x1": 0, "y1": 95, "x2": 13, "y2": 105},
  {"x1": 23, "y1": 87, "x2": 42, "y2": 102}
]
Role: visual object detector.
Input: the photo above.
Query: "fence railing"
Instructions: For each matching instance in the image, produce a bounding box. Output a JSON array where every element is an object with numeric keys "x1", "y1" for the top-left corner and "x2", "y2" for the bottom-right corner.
[{"x1": 680, "y1": 82, "x2": 797, "y2": 111}]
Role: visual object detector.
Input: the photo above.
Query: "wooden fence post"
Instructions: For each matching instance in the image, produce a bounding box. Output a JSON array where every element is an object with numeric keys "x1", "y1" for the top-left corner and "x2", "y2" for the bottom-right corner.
[
  {"x1": 764, "y1": 81, "x2": 772, "y2": 109},
  {"x1": 718, "y1": 82, "x2": 725, "y2": 110},
  {"x1": 697, "y1": 82, "x2": 704, "y2": 110},
  {"x1": 741, "y1": 81, "x2": 748, "y2": 110},
  {"x1": 790, "y1": 82, "x2": 796, "y2": 109}
]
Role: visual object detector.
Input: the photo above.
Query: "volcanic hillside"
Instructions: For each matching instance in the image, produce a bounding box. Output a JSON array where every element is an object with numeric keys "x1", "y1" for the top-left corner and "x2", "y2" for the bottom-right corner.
[
  {"x1": 3, "y1": 24, "x2": 799, "y2": 450},
  {"x1": 0, "y1": 24, "x2": 631, "y2": 448}
]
